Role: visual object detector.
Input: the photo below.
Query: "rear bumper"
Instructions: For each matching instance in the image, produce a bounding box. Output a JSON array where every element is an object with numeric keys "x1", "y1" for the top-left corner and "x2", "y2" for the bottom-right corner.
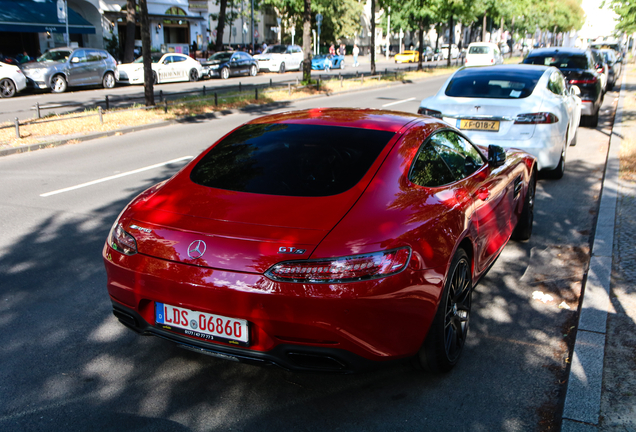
[
  {"x1": 104, "y1": 244, "x2": 444, "y2": 372},
  {"x1": 111, "y1": 300, "x2": 387, "y2": 373},
  {"x1": 470, "y1": 133, "x2": 562, "y2": 171}
]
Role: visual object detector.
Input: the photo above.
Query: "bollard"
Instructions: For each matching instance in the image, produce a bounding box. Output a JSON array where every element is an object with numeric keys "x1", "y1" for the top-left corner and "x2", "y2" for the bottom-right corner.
[
  {"x1": 269, "y1": 78, "x2": 272, "y2": 87},
  {"x1": 385, "y1": 68, "x2": 387, "y2": 76},
  {"x1": 317, "y1": 77, "x2": 320, "y2": 91},
  {"x1": 35, "y1": 102, "x2": 40, "y2": 119},
  {"x1": 356, "y1": 70, "x2": 359, "y2": 77},
  {"x1": 98, "y1": 106, "x2": 103, "y2": 124},
  {"x1": 338, "y1": 72, "x2": 341, "y2": 80},
  {"x1": 105, "y1": 95, "x2": 110, "y2": 110},
  {"x1": 296, "y1": 77, "x2": 299, "y2": 86},
  {"x1": 239, "y1": 81, "x2": 242, "y2": 92},
  {"x1": 395, "y1": 70, "x2": 397, "y2": 79},
  {"x1": 214, "y1": 92, "x2": 218, "y2": 106},
  {"x1": 164, "y1": 100, "x2": 168, "y2": 113},
  {"x1": 255, "y1": 87, "x2": 258, "y2": 100},
  {"x1": 14, "y1": 117, "x2": 19, "y2": 139},
  {"x1": 288, "y1": 82, "x2": 291, "y2": 96},
  {"x1": 159, "y1": 90, "x2": 163, "y2": 102},
  {"x1": 361, "y1": 74, "x2": 364, "y2": 84},
  {"x1": 203, "y1": 85, "x2": 206, "y2": 96},
  {"x1": 340, "y1": 76, "x2": 343, "y2": 88}
]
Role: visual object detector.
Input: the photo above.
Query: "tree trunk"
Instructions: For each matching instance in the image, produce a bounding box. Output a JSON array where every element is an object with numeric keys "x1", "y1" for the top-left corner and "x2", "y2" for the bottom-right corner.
[
  {"x1": 417, "y1": 19, "x2": 424, "y2": 71},
  {"x1": 435, "y1": 25, "x2": 440, "y2": 52},
  {"x1": 302, "y1": 0, "x2": 312, "y2": 82},
  {"x1": 510, "y1": 16, "x2": 515, "y2": 58},
  {"x1": 138, "y1": 0, "x2": 154, "y2": 106},
  {"x1": 370, "y1": 0, "x2": 376, "y2": 75},
  {"x1": 123, "y1": 0, "x2": 136, "y2": 63},
  {"x1": 447, "y1": 14, "x2": 453, "y2": 67},
  {"x1": 482, "y1": 11, "x2": 487, "y2": 42},
  {"x1": 215, "y1": 0, "x2": 228, "y2": 51}
]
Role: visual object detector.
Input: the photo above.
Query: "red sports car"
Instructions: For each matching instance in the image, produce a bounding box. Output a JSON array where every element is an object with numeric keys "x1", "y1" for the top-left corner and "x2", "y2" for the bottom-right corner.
[{"x1": 103, "y1": 108, "x2": 537, "y2": 373}]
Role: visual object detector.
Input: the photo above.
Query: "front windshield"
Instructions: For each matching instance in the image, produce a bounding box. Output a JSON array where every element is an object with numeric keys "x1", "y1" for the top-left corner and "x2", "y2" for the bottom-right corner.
[
  {"x1": 265, "y1": 45, "x2": 287, "y2": 54},
  {"x1": 208, "y1": 52, "x2": 233, "y2": 62},
  {"x1": 133, "y1": 53, "x2": 164, "y2": 64},
  {"x1": 37, "y1": 50, "x2": 72, "y2": 62}
]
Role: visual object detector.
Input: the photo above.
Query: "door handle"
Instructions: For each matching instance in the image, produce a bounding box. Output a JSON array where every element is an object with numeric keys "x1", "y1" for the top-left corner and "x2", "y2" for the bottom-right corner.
[{"x1": 477, "y1": 188, "x2": 490, "y2": 201}]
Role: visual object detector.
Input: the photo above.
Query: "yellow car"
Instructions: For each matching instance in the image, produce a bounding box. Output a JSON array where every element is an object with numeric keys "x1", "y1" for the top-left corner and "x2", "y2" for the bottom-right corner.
[{"x1": 394, "y1": 50, "x2": 419, "y2": 63}]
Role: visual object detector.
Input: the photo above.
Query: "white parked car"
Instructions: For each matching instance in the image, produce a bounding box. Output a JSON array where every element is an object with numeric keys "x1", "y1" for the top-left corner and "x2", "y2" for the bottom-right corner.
[
  {"x1": 465, "y1": 42, "x2": 504, "y2": 67},
  {"x1": 117, "y1": 53, "x2": 202, "y2": 85},
  {"x1": 0, "y1": 61, "x2": 27, "y2": 98},
  {"x1": 254, "y1": 44, "x2": 304, "y2": 73},
  {"x1": 418, "y1": 65, "x2": 581, "y2": 179},
  {"x1": 441, "y1": 44, "x2": 460, "y2": 60}
]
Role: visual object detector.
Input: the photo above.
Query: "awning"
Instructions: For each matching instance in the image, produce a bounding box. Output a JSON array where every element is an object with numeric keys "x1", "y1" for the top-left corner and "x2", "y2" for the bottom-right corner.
[{"x1": 0, "y1": 0, "x2": 96, "y2": 34}]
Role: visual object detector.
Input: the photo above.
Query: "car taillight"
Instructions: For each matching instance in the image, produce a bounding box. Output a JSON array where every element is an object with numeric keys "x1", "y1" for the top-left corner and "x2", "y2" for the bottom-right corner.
[
  {"x1": 417, "y1": 107, "x2": 443, "y2": 118},
  {"x1": 107, "y1": 223, "x2": 137, "y2": 255},
  {"x1": 569, "y1": 77, "x2": 597, "y2": 85},
  {"x1": 514, "y1": 112, "x2": 559, "y2": 124},
  {"x1": 266, "y1": 247, "x2": 411, "y2": 283},
  {"x1": 490, "y1": 58, "x2": 494, "y2": 63}
]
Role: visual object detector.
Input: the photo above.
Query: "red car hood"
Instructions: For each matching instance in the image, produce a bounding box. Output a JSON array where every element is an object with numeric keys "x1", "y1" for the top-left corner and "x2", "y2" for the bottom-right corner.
[{"x1": 122, "y1": 179, "x2": 367, "y2": 273}]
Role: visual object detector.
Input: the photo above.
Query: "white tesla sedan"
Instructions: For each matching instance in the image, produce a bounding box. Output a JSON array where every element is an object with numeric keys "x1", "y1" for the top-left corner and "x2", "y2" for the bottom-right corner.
[
  {"x1": 118, "y1": 53, "x2": 202, "y2": 85},
  {"x1": 0, "y1": 60, "x2": 27, "y2": 98},
  {"x1": 418, "y1": 65, "x2": 581, "y2": 178}
]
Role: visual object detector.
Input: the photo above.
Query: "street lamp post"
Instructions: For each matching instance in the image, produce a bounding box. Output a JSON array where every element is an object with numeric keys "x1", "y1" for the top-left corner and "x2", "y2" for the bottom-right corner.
[
  {"x1": 385, "y1": 7, "x2": 391, "y2": 60},
  {"x1": 251, "y1": 0, "x2": 254, "y2": 52}
]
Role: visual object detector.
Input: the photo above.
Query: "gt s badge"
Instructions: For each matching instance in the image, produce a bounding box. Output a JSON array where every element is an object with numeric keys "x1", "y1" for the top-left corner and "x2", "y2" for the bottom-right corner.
[
  {"x1": 278, "y1": 247, "x2": 306, "y2": 255},
  {"x1": 130, "y1": 224, "x2": 152, "y2": 233}
]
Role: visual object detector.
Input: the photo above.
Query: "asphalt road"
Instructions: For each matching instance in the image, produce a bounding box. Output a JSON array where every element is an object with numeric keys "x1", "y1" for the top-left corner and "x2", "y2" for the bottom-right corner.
[
  {"x1": 0, "y1": 56, "x2": 458, "y2": 124},
  {"x1": 0, "y1": 75, "x2": 617, "y2": 431}
]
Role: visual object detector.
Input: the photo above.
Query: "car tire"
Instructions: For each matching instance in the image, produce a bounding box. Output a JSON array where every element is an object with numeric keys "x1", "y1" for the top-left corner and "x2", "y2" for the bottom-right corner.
[
  {"x1": 589, "y1": 106, "x2": 600, "y2": 128},
  {"x1": 51, "y1": 75, "x2": 67, "y2": 93},
  {"x1": 221, "y1": 67, "x2": 229, "y2": 80},
  {"x1": 340, "y1": 61, "x2": 345, "y2": 70},
  {"x1": 152, "y1": 72, "x2": 158, "y2": 84},
  {"x1": 279, "y1": 62, "x2": 285, "y2": 74},
  {"x1": 511, "y1": 171, "x2": 536, "y2": 241},
  {"x1": 570, "y1": 127, "x2": 578, "y2": 146},
  {"x1": 250, "y1": 65, "x2": 257, "y2": 77},
  {"x1": 189, "y1": 68, "x2": 199, "y2": 82},
  {"x1": 414, "y1": 248, "x2": 472, "y2": 373},
  {"x1": 102, "y1": 72, "x2": 116, "y2": 89},
  {"x1": 0, "y1": 78, "x2": 16, "y2": 98}
]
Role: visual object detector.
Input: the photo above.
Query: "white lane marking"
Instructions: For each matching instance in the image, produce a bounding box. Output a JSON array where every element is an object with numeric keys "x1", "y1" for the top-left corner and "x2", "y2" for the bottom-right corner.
[
  {"x1": 40, "y1": 156, "x2": 193, "y2": 197},
  {"x1": 382, "y1": 97, "x2": 416, "y2": 107}
]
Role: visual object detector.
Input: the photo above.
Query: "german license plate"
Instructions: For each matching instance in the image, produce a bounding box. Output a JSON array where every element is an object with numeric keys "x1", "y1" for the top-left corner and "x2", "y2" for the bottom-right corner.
[
  {"x1": 156, "y1": 302, "x2": 249, "y2": 346},
  {"x1": 458, "y1": 119, "x2": 500, "y2": 132}
]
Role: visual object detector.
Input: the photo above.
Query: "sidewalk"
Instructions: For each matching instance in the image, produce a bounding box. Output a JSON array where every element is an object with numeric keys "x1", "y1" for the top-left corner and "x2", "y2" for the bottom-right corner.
[{"x1": 562, "y1": 63, "x2": 636, "y2": 431}]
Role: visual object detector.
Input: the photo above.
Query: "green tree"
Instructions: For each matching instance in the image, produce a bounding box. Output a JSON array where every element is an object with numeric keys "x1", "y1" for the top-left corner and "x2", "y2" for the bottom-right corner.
[{"x1": 604, "y1": 0, "x2": 636, "y2": 33}]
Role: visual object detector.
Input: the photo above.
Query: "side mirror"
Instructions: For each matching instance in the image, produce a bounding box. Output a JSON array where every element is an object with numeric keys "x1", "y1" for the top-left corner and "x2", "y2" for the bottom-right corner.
[
  {"x1": 570, "y1": 85, "x2": 581, "y2": 96},
  {"x1": 70, "y1": 57, "x2": 80, "y2": 63},
  {"x1": 488, "y1": 145, "x2": 506, "y2": 167}
]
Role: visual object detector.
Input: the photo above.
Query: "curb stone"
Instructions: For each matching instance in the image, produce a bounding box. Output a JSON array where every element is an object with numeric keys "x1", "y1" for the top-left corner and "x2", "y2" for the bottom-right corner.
[
  {"x1": 561, "y1": 70, "x2": 625, "y2": 428},
  {"x1": 0, "y1": 70, "x2": 452, "y2": 158}
]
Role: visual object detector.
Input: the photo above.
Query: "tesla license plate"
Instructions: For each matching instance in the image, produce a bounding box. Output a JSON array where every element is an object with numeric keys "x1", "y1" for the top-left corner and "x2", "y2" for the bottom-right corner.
[
  {"x1": 156, "y1": 302, "x2": 249, "y2": 346},
  {"x1": 458, "y1": 119, "x2": 500, "y2": 132}
]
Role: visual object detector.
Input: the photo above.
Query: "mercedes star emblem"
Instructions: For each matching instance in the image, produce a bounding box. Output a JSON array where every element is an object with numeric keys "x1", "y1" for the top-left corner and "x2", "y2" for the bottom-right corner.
[{"x1": 187, "y1": 240, "x2": 207, "y2": 259}]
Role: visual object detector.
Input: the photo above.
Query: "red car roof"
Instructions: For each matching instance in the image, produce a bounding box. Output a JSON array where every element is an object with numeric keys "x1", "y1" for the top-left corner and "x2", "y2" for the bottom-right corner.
[{"x1": 247, "y1": 108, "x2": 421, "y2": 133}]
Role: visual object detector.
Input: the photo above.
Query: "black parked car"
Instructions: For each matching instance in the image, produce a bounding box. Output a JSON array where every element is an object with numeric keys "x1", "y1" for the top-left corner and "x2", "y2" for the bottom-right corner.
[
  {"x1": 201, "y1": 51, "x2": 259, "y2": 80},
  {"x1": 600, "y1": 49, "x2": 621, "y2": 90},
  {"x1": 523, "y1": 47, "x2": 602, "y2": 127}
]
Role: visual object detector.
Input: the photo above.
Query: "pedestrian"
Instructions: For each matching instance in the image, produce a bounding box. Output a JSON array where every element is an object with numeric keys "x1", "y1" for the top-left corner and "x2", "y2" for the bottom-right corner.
[
  {"x1": 19, "y1": 51, "x2": 30, "y2": 63},
  {"x1": 329, "y1": 44, "x2": 335, "y2": 55},
  {"x1": 339, "y1": 43, "x2": 345, "y2": 56},
  {"x1": 353, "y1": 43, "x2": 359, "y2": 67},
  {"x1": 190, "y1": 40, "x2": 198, "y2": 59}
]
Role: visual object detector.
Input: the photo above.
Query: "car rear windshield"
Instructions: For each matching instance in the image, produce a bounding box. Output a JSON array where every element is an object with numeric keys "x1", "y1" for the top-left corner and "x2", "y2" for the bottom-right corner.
[
  {"x1": 444, "y1": 70, "x2": 542, "y2": 99},
  {"x1": 190, "y1": 123, "x2": 394, "y2": 196},
  {"x1": 468, "y1": 46, "x2": 491, "y2": 54},
  {"x1": 524, "y1": 54, "x2": 588, "y2": 69}
]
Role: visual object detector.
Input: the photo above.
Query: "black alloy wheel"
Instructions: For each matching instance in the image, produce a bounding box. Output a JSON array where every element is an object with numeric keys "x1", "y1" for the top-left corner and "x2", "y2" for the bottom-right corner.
[
  {"x1": 512, "y1": 171, "x2": 536, "y2": 241},
  {"x1": 0, "y1": 78, "x2": 16, "y2": 98},
  {"x1": 279, "y1": 62, "x2": 286, "y2": 74},
  {"x1": 189, "y1": 68, "x2": 199, "y2": 82},
  {"x1": 220, "y1": 67, "x2": 229, "y2": 80},
  {"x1": 250, "y1": 65, "x2": 257, "y2": 76},
  {"x1": 415, "y1": 248, "x2": 472, "y2": 373}
]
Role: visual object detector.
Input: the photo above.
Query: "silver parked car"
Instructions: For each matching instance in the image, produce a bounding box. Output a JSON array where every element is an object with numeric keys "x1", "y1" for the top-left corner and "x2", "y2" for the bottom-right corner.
[{"x1": 21, "y1": 47, "x2": 118, "y2": 93}]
